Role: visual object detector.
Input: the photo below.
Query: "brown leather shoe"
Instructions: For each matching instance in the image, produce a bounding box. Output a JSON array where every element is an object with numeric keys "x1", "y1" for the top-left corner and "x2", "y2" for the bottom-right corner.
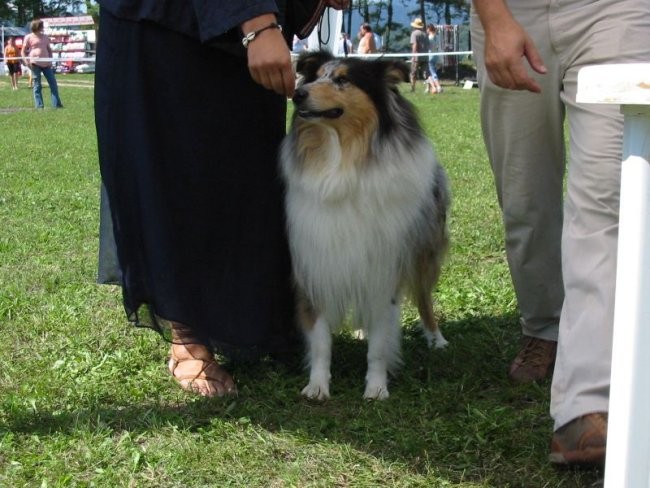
[
  {"x1": 508, "y1": 336, "x2": 557, "y2": 384},
  {"x1": 550, "y1": 412, "x2": 607, "y2": 466}
]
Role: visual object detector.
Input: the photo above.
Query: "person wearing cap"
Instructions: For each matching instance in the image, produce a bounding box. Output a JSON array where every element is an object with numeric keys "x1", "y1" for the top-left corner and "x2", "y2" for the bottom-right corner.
[{"x1": 409, "y1": 17, "x2": 429, "y2": 92}]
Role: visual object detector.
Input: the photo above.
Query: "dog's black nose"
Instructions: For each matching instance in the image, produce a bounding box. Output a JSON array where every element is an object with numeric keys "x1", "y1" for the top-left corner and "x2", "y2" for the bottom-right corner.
[{"x1": 292, "y1": 88, "x2": 308, "y2": 106}]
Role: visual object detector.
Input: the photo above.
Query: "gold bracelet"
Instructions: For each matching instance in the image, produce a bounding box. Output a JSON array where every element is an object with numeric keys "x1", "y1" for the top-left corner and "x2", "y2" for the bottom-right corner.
[{"x1": 242, "y1": 22, "x2": 282, "y2": 48}]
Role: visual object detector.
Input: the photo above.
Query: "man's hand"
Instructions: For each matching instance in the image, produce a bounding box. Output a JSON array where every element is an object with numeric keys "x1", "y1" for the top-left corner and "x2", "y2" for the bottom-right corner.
[
  {"x1": 473, "y1": 0, "x2": 547, "y2": 93},
  {"x1": 483, "y1": 17, "x2": 546, "y2": 92}
]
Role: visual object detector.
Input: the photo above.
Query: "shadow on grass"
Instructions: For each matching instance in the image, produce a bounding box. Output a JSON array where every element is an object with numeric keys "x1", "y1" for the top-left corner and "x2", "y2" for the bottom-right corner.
[{"x1": 1, "y1": 313, "x2": 603, "y2": 487}]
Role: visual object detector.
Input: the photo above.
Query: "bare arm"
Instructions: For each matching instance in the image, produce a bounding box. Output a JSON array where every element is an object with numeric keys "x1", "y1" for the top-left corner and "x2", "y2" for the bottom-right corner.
[{"x1": 472, "y1": 0, "x2": 546, "y2": 93}]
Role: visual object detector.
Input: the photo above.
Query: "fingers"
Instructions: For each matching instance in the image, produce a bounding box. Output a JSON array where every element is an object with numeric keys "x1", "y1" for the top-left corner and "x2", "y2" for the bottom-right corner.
[
  {"x1": 524, "y1": 38, "x2": 547, "y2": 76},
  {"x1": 250, "y1": 58, "x2": 295, "y2": 98},
  {"x1": 510, "y1": 65, "x2": 542, "y2": 93},
  {"x1": 487, "y1": 61, "x2": 542, "y2": 93},
  {"x1": 484, "y1": 34, "x2": 545, "y2": 93},
  {"x1": 486, "y1": 54, "x2": 541, "y2": 92}
]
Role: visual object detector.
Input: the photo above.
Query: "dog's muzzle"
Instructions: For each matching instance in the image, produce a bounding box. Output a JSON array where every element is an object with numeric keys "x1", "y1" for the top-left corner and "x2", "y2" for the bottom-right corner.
[
  {"x1": 293, "y1": 88, "x2": 344, "y2": 119},
  {"x1": 297, "y1": 108, "x2": 344, "y2": 119}
]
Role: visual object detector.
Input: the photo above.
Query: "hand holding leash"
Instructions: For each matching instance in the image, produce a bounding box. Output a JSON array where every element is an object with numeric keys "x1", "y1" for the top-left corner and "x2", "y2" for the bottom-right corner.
[{"x1": 242, "y1": 14, "x2": 295, "y2": 98}]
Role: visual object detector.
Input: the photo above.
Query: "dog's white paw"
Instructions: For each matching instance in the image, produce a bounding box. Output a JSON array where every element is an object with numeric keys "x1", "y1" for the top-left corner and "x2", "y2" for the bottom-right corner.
[
  {"x1": 363, "y1": 383, "x2": 390, "y2": 400},
  {"x1": 301, "y1": 382, "x2": 330, "y2": 401},
  {"x1": 433, "y1": 335, "x2": 448, "y2": 349},
  {"x1": 421, "y1": 325, "x2": 449, "y2": 349}
]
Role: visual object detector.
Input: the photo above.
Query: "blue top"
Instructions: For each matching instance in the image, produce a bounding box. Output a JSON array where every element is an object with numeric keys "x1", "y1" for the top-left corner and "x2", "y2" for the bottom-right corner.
[{"x1": 97, "y1": 0, "x2": 283, "y2": 43}]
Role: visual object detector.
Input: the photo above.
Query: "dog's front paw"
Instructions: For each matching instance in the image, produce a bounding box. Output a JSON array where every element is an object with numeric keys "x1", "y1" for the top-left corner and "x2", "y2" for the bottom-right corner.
[
  {"x1": 301, "y1": 382, "x2": 330, "y2": 401},
  {"x1": 363, "y1": 383, "x2": 389, "y2": 400}
]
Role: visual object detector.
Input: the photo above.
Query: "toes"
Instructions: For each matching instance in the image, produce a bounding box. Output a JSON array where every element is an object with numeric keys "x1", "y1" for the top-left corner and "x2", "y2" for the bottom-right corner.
[
  {"x1": 203, "y1": 361, "x2": 237, "y2": 396},
  {"x1": 179, "y1": 373, "x2": 236, "y2": 398},
  {"x1": 169, "y1": 343, "x2": 237, "y2": 397}
]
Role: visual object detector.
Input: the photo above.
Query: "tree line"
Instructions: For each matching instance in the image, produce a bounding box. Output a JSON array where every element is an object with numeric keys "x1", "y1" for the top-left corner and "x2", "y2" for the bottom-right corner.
[
  {"x1": 1, "y1": 0, "x2": 468, "y2": 54},
  {"x1": 345, "y1": 0, "x2": 469, "y2": 53},
  {"x1": 0, "y1": 1, "x2": 94, "y2": 27}
]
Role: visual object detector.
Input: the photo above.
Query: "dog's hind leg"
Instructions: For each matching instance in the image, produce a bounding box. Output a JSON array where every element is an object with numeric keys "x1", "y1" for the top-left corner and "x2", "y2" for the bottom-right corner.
[
  {"x1": 363, "y1": 299, "x2": 402, "y2": 400},
  {"x1": 417, "y1": 290, "x2": 448, "y2": 349},
  {"x1": 301, "y1": 314, "x2": 333, "y2": 400},
  {"x1": 415, "y1": 250, "x2": 448, "y2": 349}
]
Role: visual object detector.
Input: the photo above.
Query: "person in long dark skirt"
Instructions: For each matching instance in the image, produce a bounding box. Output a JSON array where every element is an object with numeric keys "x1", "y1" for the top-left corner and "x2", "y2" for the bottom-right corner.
[{"x1": 95, "y1": 1, "x2": 349, "y2": 397}]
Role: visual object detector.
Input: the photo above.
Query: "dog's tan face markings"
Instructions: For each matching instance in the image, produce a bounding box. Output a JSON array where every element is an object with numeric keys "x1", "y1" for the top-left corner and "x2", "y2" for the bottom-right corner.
[
  {"x1": 300, "y1": 64, "x2": 377, "y2": 130},
  {"x1": 294, "y1": 62, "x2": 379, "y2": 170}
]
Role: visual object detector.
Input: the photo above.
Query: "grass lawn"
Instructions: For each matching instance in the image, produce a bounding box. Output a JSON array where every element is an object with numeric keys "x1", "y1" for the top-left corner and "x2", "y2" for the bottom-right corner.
[{"x1": 0, "y1": 73, "x2": 602, "y2": 487}]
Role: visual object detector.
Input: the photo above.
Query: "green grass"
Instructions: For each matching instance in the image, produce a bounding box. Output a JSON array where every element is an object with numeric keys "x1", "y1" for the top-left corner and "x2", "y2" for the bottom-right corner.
[{"x1": 0, "y1": 75, "x2": 601, "y2": 487}]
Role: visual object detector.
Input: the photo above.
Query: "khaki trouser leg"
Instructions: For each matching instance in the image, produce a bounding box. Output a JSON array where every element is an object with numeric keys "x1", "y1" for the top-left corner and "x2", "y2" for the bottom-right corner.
[
  {"x1": 471, "y1": 5, "x2": 564, "y2": 342},
  {"x1": 472, "y1": 0, "x2": 650, "y2": 430},
  {"x1": 549, "y1": 0, "x2": 650, "y2": 430}
]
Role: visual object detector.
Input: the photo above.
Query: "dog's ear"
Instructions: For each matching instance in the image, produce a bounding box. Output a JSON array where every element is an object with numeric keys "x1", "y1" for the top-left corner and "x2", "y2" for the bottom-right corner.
[
  {"x1": 296, "y1": 50, "x2": 335, "y2": 81},
  {"x1": 381, "y1": 60, "x2": 410, "y2": 87}
]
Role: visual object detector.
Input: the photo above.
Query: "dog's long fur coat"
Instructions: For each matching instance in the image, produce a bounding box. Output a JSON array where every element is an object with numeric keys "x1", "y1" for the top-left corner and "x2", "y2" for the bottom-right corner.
[{"x1": 281, "y1": 51, "x2": 450, "y2": 400}]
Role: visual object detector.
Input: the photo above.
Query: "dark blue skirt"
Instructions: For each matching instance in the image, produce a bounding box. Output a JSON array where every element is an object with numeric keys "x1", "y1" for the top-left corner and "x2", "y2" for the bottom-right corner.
[{"x1": 95, "y1": 9, "x2": 298, "y2": 359}]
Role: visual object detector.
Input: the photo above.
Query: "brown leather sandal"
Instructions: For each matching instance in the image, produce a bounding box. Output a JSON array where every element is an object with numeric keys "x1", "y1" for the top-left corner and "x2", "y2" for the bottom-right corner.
[{"x1": 168, "y1": 343, "x2": 237, "y2": 397}]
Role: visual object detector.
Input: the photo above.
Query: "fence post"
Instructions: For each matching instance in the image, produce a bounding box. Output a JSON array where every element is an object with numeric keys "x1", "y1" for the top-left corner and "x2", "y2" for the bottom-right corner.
[{"x1": 577, "y1": 63, "x2": 650, "y2": 488}]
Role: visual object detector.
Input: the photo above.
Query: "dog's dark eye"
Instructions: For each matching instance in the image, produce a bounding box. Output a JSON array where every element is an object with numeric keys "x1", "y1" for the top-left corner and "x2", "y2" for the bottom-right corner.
[{"x1": 333, "y1": 75, "x2": 348, "y2": 86}]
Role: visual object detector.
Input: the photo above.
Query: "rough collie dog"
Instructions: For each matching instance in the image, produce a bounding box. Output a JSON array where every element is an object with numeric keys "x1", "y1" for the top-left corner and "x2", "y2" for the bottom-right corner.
[{"x1": 280, "y1": 51, "x2": 450, "y2": 400}]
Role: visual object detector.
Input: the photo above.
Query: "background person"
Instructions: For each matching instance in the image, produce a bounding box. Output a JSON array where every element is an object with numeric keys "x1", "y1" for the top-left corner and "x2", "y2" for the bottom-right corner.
[
  {"x1": 426, "y1": 24, "x2": 442, "y2": 93},
  {"x1": 471, "y1": 0, "x2": 650, "y2": 466},
  {"x1": 336, "y1": 31, "x2": 353, "y2": 56},
  {"x1": 21, "y1": 19, "x2": 63, "y2": 108},
  {"x1": 357, "y1": 23, "x2": 377, "y2": 54},
  {"x1": 4, "y1": 37, "x2": 20, "y2": 90},
  {"x1": 409, "y1": 17, "x2": 428, "y2": 92},
  {"x1": 95, "y1": 0, "x2": 349, "y2": 397}
]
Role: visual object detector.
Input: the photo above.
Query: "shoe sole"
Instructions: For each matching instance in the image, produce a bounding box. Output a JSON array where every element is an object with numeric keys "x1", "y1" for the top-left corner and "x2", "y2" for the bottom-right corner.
[{"x1": 549, "y1": 447, "x2": 605, "y2": 466}]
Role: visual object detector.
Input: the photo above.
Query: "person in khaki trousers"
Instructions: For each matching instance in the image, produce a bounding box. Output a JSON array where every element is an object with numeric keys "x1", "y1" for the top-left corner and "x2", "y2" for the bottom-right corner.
[{"x1": 471, "y1": 0, "x2": 650, "y2": 466}]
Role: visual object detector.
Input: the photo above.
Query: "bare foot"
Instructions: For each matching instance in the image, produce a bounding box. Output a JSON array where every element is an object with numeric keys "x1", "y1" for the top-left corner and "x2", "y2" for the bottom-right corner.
[{"x1": 168, "y1": 343, "x2": 237, "y2": 397}]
